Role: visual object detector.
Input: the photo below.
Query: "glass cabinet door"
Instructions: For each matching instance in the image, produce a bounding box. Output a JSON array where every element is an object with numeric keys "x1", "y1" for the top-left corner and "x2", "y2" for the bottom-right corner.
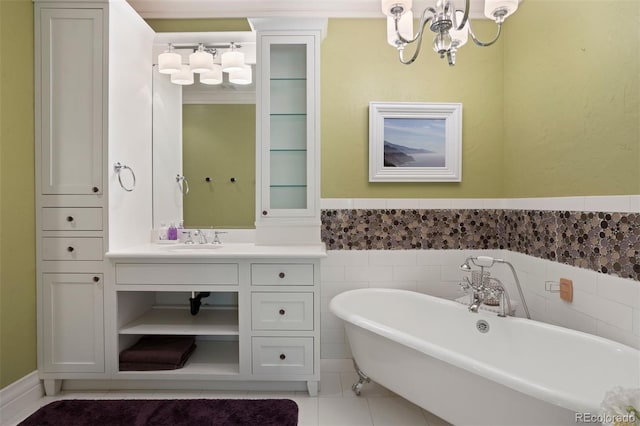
[{"x1": 260, "y1": 36, "x2": 315, "y2": 217}]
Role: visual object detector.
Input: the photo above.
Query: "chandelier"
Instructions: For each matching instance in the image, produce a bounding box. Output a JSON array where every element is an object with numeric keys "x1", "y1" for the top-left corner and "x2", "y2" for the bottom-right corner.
[
  {"x1": 382, "y1": 0, "x2": 519, "y2": 65},
  {"x1": 157, "y1": 42, "x2": 252, "y2": 86}
]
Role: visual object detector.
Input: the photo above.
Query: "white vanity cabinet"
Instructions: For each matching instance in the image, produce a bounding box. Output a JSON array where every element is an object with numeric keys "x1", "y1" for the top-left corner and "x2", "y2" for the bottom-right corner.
[
  {"x1": 41, "y1": 274, "x2": 104, "y2": 374},
  {"x1": 109, "y1": 253, "x2": 322, "y2": 395},
  {"x1": 254, "y1": 19, "x2": 326, "y2": 245},
  {"x1": 34, "y1": 0, "x2": 155, "y2": 395}
]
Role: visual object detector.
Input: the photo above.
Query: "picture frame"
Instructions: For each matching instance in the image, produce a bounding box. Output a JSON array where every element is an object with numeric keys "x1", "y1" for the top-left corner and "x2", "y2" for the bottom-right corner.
[{"x1": 369, "y1": 101, "x2": 462, "y2": 182}]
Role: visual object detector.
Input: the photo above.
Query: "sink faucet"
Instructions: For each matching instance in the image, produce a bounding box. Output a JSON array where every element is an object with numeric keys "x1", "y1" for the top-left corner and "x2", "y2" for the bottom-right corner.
[
  {"x1": 212, "y1": 231, "x2": 227, "y2": 245},
  {"x1": 195, "y1": 229, "x2": 208, "y2": 244}
]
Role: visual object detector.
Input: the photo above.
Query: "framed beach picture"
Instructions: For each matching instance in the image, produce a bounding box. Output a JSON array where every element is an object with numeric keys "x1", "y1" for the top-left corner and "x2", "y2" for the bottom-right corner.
[{"x1": 368, "y1": 102, "x2": 462, "y2": 182}]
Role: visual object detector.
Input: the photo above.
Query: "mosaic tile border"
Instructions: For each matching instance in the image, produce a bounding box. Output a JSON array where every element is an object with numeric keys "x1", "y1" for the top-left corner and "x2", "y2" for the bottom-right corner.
[{"x1": 320, "y1": 209, "x2": 640, "y2": 281}]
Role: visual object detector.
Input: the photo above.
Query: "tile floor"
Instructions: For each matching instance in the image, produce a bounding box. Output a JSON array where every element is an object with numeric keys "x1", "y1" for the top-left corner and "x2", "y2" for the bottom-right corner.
[{"x1": 6, "y1": 360, "x2": 451, "y2": 426}]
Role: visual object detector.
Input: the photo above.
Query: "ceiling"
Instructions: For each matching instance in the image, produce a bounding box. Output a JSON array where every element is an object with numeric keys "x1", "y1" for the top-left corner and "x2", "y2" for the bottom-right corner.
[{"x1": 126, "y1": 0, "x2": 490, "y2": 19}]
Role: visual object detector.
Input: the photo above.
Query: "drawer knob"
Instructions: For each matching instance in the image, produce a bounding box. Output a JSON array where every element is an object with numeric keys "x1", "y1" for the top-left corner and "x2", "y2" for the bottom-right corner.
[
  {"x1": 93, "y1": 276, "x2": 100, "y2": 282},
  {"x1": 279, "y1": 353, "x2": 286, "y2": 360},
  {"x1": 67, "y1": 246, "x2": 75, "y2": 252},
  {"x1": 92, "y1": 186, "x2": 99, "y2": 193},
  {"x1": 279, "y1": 309, "x2": 285, "y2": 315},
  {"x1": 278, "y1": 272, "x2": 285, "y2": 279},
  {"x1": 262, "y1": 210, "x2": 268, "y2": 216},
  {"x1": 66, "y1": 216, "x2": 74, "y2": 222}
]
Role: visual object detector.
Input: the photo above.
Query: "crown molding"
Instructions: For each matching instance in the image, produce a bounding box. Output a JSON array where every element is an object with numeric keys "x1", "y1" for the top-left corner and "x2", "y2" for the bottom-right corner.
[{"x1": 126, "y1": 0, "x2": 488, "y2": 19}]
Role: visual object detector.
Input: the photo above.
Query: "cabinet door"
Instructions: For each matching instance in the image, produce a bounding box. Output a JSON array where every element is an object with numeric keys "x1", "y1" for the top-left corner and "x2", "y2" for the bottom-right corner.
[
  {"x1": 38, "y1": 8, "x2": 104, "y2": 195},
  {"x1": 42, "y1": 273, "x2": 104, "y2": 373},
  {"x1": 259, "y1": 36, "x2": 317, "y2": 218}
]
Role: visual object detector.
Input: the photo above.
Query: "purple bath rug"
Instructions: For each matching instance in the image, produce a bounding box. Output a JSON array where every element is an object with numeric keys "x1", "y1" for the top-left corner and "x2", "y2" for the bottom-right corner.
[{"x1": 18, "y1": 398, "x2": 298, "y2": 426}]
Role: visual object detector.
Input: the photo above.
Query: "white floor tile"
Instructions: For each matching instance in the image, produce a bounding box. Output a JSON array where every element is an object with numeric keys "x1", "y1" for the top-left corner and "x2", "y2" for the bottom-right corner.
[
  {"x1": 319, "y1": 397, "x2": 373, "y2": 426},
  {"x1": 319, "y1": 372, "x2": 343, "y2": 397},
  {"x1": 321, "y1": 358, "x2": 356, "y2": 373},
  {"x1": 291, "y1": 395, "x2": 319, "y2": 426},
  {"x1": 367, "y1": 396, "x2": 428, "y2": 426}
]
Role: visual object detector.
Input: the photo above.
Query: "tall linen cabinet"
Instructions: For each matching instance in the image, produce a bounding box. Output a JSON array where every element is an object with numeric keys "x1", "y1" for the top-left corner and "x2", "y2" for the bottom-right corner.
[{"x1": 34, "y1": 0, "x2": 155, "y2": 395}]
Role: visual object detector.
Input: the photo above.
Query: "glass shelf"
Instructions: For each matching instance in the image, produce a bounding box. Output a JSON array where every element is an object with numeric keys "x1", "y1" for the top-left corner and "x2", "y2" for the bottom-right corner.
[
  {"x1": 270, "y1": 113, "x2": 307, "y2": 116},
  {"x1": 270, "y1": 149, "x2": 307, "y2": 152},
  {"x1": 270, "y1": 77, "x2": 306, "y2": 81},
  {"x1": 270, "y1": 185, "x2": 308, "y2": 188}
]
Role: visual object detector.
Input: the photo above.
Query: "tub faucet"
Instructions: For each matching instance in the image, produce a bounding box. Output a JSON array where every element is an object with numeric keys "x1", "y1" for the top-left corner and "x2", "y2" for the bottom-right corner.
[{"x1": 468, "y1": 291, "x2": 483, "y2": 313}]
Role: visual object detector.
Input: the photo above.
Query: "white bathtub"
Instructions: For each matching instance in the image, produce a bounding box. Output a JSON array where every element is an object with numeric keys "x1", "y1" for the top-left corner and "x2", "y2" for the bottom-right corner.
[{"x1": 329, "y1": 288, "x2": 640, "y2": 426}]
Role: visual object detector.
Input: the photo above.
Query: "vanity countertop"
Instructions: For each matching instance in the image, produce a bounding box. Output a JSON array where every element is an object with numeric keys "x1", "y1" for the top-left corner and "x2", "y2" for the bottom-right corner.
[{"x1": 106, "y1": 242, "x2": 327, "y2": 259}]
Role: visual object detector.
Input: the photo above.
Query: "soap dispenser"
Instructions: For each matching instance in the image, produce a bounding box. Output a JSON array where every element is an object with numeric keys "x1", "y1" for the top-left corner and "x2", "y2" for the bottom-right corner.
[{"x1": 167, "y1": 222, "x2": 178, "y2": 240}]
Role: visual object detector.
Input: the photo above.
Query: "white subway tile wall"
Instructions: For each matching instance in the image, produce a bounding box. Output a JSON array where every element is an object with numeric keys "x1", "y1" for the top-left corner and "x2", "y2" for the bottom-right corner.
[{"x1": 320, "y1": 249, "x2": 640, "y2": 359}]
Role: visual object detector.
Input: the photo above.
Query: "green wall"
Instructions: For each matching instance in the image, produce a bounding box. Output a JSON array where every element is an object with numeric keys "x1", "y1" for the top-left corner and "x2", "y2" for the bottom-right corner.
[
  {"x1": 0, "y1": 0, "x2": 36, "y2": 388},
  {"x1": 503, "y1": 0, "x2": 640, "y2": 197},
  {"x1": 182, "y1": 104, "x2": 256, "y2": 228},
  {"x1": 321, "y1": 19, "x2": 505, "y2": 198}
]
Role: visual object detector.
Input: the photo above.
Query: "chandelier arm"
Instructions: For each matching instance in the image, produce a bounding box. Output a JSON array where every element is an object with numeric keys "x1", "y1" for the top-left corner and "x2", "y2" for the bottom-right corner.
[
  {"x1": 468, "y1": 21, "x2": 503, "y2": 47},
  {"x1": 397, "y1": 17, "x2": 432, "y2": 65},
  {"x1": 453, "y1": 0, "x2": 470, "y2": 31},
  {"x1": 394, "y1": 6, "x2": 436, "y2": 45}
]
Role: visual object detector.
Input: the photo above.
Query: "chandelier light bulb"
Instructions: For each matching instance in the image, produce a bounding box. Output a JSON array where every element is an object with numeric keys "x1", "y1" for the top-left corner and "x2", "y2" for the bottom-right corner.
[
  {"x1": 189, "y1": 45, "x2": 214, "y2": 73},
  {"x1": 158, "y1": 44, "x2": 181, "y2": 75},
  {"x1": 449, "y1": 10, "x2": 469, "y2": 48},
  {"x1": 386, "y1": 10, "x2": 413, "y2": 47},
  {"x1": 484, "y1": 0, "x2": 519, "y2": 21},
  {"x1": 170, "y1": 64, "x2": 194, "y2": 85},
  {"x1": 381, "y1": 0, "x2": 412, "y2": 17},
  {"x1": 200, "y1": 64, "x2": 223, "y2": 85}
]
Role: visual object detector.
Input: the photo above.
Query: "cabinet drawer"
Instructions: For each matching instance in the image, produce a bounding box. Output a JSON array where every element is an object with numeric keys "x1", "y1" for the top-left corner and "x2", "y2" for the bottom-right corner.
[
  {"x1": 252, "y1": 337, "x2": 313, "y2": 375},
  {"x1": 251, "y1": 264, "x2": 313, "y2": 286},
  {"x1": 115, "y1": 263, "x2": 239, "y2": 285},
  {"x1": 42, "y1": 237, "x2": 104, "y2": 261},
  {"x1": 42, "y1": 207, "x2": 103, "y2": 231},
  {"x1": 252, "y1": 292, "x2": 313, "y2": 330}
]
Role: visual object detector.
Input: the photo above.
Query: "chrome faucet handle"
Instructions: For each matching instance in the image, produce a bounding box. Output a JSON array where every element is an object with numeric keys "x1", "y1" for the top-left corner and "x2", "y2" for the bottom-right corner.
[
  {"x1": 183, "y1": 231, "x2": 195, "y2": 245},
  {"x1": 212, "y1": 231, "x2": 227, "y2": 245}
]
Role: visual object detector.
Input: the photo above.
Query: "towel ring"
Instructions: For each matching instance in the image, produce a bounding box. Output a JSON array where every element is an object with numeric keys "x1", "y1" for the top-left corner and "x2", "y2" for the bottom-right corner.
[
  {"x1": 114, "y1": 162, "x2": 136, "y2": 192},
  {"x1": 176, "y1": 175, "x2": 189, "y2": 195}
]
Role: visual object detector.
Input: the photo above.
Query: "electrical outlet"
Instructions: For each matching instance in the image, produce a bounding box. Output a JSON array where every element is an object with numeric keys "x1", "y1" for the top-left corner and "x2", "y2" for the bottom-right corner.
[{"x1": 559, "y1": 278, "x2": 573, "y2": 302}]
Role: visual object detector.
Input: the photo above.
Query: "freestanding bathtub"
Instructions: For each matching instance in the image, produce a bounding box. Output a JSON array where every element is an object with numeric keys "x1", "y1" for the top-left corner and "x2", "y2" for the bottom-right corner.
[{"x1": 329, "y1": 288, "x2": 640, "y2": 426}]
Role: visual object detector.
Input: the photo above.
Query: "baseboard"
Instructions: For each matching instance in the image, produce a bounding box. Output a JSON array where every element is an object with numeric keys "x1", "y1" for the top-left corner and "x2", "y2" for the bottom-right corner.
[{"x1": 0, "y1": 371, "x2": 43, "y2": 424}]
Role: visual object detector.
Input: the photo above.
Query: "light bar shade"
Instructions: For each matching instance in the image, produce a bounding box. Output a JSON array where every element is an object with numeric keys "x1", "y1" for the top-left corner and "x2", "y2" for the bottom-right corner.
[
  {"x1": 158, "y1": 51, "x2": 181, "y2": 74},
  {"x1": 228, "y1": 66, "x2": 252, "y2": 85},
  {"x1": 221, "y1": 50, "x2": 245, "y2": 72},
  {"x1": 200, "y1": 64, "x2": 223, "y2": 85},
  {"x1": 170, "y1": 65, "x2": 194, "y2": 85},
  {"x1": 189, "y1": 49, "x2": 214, "y2": 73}
]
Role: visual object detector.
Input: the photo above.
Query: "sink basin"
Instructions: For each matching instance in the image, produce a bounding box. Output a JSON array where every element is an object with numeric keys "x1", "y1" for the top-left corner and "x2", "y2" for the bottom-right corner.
[{"x1": 162, "y1": 244, "x2": 223, "y2": 252}]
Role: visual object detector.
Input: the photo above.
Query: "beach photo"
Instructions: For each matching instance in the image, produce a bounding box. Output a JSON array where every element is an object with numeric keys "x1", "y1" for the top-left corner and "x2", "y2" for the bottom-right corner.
[
  {"x1": 369, "y1": 102, "x2": 462, "y2": 182},
  {"x1": 383, "y1": 117, "x2": 446, "y2": 168}
]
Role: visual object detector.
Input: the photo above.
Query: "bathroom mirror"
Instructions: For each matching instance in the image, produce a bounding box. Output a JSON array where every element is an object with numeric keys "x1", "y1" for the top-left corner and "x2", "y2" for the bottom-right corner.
[{"x1": 152, "y1": 32, "x2": 257, "y2": 229}]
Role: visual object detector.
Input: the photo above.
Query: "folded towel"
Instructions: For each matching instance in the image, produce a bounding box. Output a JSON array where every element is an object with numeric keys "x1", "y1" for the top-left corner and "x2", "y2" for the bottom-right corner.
[
  {"x1": 119, "y1": 341, "x2": 196, "y2": 371},
  {"x1": 119, "y1": 335, "x2": 196, "y2": 369}
]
